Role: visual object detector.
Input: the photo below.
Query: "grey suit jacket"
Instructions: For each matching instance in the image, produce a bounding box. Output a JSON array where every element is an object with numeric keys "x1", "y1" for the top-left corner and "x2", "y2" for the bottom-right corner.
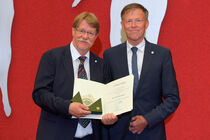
[
  {"x1": 103, "y1": 40, "x2": 180, "y2": 140},
  {"x1": 32, "y1": 44, "x2": 110, "y2": 140}
]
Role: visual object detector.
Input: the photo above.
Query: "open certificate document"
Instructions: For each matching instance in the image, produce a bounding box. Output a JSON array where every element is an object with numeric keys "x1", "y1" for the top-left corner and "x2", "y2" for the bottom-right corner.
[{"x1": 72, "y1": 75, "x2": 133, "y2": 119}]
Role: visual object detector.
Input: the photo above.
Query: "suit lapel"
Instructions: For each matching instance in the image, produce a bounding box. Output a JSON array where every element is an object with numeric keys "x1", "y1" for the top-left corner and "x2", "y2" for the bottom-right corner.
[
  {"x1": 136, "y1": 41, "x2": 154, "y2": 94},
  {"x1": 63, "y1": 45, "x2": 74, "y2": 83},
  {"x1": 119, "y1": 42, "x2": 129, "y2": 77},
  {"x1": 89, "y1": 52, "x2": 100, "y2": 81}
]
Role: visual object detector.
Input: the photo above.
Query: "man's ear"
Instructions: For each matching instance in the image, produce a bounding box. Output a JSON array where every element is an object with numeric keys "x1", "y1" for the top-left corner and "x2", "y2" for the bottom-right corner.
[
  {"x1": 145, "y1": 20, "x2": 149, "y2": 29},
  {"x1": 95, "y1": 33, "x2": 98, "y2": 39},
  {"x1": 121, "y1": 21, "x2": 125, "y2": 31},
  {"x1": 72, "y1": 27, "x2": 76, "y2": 36}
]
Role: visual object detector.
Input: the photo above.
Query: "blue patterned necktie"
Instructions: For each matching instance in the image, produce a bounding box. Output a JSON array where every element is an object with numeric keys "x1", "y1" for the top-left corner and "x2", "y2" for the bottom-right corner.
[
  {"x1": 131, "y1": 47, "x2": 139, "y2": 95},
  {"x1": 77, "y1": 56, "x2": 90, "y2": 128}
]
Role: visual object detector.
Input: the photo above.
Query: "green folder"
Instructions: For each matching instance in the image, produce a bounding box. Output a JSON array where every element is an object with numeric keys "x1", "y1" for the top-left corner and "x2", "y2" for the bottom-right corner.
[
  {"x1": 88, "y1": 98, "x2": 102, "y2": 114},
  {"x1": 71, "y1": 92, "x2": 83, "y2": 104},
  {"x1": 71, "y1": 92, "x2": 102, "y2": 114}
]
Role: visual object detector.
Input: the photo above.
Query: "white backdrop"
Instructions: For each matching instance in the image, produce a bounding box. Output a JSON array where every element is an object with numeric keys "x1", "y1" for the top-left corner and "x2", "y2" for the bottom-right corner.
[{"x1": 0, "y1": 0, "x2": 14, "y2": 117}]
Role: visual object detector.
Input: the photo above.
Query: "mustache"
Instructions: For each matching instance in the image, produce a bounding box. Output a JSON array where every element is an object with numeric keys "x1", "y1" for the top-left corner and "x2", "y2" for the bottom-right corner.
[{"x1": 78, "y1": 38, "x2": 91, "y2": 44}]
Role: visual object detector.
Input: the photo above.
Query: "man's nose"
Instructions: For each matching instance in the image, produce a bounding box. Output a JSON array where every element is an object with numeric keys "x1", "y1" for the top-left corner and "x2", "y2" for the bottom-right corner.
[
  {"x1": 131, "y1": 21, "x2": 137, "y2": 27},
  {"x1": 82, "y1": 32, "x2": 89, "y2": 39}
]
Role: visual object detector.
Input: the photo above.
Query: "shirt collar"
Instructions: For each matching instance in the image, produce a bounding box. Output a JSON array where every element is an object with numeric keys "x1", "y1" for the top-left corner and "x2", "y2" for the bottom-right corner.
[
  {"x1": 127, "y1": 39, "x2": 145, "y2": 52},
  {"x1": 70, "y1": 42, "x2": 90, "y2": 61}
]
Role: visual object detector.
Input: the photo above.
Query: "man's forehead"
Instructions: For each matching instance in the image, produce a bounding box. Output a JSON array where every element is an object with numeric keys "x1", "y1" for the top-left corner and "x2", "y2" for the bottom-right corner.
[
  {"x1": 77, "y1": 20, "x2": 96, "y2": 30},
  {"x1": 124, "y1": 8, "x2": 144, "y2": 15},
  {"x1": 123, "y1": 9, "x2": 146, "y2": 20}
]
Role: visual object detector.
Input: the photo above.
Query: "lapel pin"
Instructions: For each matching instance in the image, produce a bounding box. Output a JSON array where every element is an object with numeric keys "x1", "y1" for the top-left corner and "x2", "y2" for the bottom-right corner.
[
  {"x1": 151, "y1": 51, "x2": 154, "y2": 55},
  {"x1": 95, "y1": 59, "x2": 98, "y2": 63}
]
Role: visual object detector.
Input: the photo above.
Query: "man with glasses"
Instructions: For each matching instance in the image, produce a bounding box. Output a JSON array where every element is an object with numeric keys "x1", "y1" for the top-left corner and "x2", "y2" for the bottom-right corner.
[
  {"x1": 32, "y1": 12, "x2": 117, "y2": 140},
  {"x1": 103, "y1": 3, "x2": 180, "y2": 140}
]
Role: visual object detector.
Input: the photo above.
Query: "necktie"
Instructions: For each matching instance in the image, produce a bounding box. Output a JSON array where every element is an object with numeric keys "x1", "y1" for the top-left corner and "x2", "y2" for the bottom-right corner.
[
  {"x1": 131, "y1": 47, "x2": 139, "y2": 94},
  {"x1": 78, "y1": 56, "x2": 90, "y2": 128}
]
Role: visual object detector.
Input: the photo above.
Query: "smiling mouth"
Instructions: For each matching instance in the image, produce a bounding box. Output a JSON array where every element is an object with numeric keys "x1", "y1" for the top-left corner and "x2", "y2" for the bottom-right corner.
[{"x1": 129, "y1": 30, "x2": 139, "y2": 32}]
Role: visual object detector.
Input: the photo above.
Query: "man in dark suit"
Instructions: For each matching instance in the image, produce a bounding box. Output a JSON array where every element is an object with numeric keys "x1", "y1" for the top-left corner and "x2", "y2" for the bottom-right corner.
[
  {"x1": 32, "y1": 12, "x2": 117, "y2": 140},
  {"x1": 103, "y1": 3, "x2": 180, "y2": 140}
]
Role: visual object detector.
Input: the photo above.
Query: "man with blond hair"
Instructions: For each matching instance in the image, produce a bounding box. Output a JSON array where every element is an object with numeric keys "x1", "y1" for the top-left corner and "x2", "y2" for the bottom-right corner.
[{"x1": 103, "y1": 3, "x2": 180, "y2": 140}]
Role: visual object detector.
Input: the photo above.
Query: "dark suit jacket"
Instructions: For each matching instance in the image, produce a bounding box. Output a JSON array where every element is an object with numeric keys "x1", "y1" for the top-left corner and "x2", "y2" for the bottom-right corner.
[
  {"x1": 32, "y1": 44, "x2": 110, "y2": 140},
  {"x1": 103, "y1": 40, "x2": 180, "y2": 140}
]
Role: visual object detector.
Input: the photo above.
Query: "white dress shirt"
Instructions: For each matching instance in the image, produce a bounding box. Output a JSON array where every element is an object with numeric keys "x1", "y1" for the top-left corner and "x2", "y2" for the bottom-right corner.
[
  {"x1": 127, "y1": 39, "x2": 145, "y2": 80},
  {"x1": 70, "y1": 42, "x2": 93, "y2": 138}
]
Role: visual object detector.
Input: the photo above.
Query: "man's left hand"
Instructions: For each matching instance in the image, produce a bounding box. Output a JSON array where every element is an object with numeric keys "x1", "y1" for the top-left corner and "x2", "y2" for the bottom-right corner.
[{"x1": 129, "y1": 115, "x2": 148, "y2": 134}]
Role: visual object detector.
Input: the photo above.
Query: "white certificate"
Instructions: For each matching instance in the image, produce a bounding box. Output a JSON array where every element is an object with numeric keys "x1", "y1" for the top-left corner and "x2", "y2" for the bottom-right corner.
[{"x1": 72, "y1": 75, "x2": 133, "y2": 119}]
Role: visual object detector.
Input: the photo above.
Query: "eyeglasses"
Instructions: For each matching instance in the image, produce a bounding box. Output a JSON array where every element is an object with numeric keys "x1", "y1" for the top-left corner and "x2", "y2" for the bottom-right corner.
[{"x1": 76, "y1": 28, "x2": 96, "y2": 38}]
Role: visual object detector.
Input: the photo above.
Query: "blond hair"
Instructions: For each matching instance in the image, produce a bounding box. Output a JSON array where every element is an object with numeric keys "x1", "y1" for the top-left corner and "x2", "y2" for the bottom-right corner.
[
  {"x1": 73, "y1": 12, "x2": 100, "y2": 34},
  {"x1": 121, "y1": 3, "x2": 149, "y2": 20}
]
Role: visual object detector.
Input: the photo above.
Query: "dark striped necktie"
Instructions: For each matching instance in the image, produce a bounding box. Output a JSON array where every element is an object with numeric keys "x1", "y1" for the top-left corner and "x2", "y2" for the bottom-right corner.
[{"x1": 77, "y1": 56, "x2": 90, "y2": 128}]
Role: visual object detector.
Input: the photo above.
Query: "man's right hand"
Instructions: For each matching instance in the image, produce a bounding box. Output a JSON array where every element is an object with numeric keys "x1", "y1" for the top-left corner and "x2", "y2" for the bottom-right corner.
[{"x1": 69, "y1": 102, "x2": 91, "y2": 118}]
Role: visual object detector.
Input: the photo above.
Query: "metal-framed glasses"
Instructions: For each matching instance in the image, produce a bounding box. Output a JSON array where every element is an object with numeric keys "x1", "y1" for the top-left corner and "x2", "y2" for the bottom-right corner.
[{"x1": 76, "y1": 28, "x2": 96, "y2": 38}]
